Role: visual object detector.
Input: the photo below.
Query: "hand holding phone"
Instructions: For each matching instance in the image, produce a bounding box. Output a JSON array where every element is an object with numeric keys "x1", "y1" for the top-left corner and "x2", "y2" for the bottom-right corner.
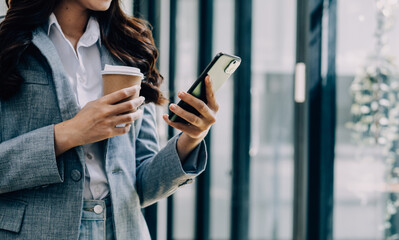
[{"x1": 169, "y1": 52, "x2": 241, "y2": 123}]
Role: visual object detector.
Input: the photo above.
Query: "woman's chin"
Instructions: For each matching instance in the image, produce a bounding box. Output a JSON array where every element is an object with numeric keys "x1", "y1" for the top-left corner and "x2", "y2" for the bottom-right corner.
[{"x1": 87, "y1": 0, "x2": 112, "y2": 11}]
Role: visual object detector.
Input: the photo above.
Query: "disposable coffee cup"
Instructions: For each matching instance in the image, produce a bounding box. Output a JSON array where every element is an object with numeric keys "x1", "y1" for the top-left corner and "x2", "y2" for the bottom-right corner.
[
  {"x1": 102, "y1": 64, "x2": 144, "y2": 100},
  {"x1": 102, "y1": 65, "x2": 144, "y2": 128}
]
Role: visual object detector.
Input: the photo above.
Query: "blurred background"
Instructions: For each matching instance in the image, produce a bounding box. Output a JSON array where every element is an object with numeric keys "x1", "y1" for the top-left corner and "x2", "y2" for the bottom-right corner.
[{"x1": 3, "y1": 0, "x2": 399, "y2": 239}]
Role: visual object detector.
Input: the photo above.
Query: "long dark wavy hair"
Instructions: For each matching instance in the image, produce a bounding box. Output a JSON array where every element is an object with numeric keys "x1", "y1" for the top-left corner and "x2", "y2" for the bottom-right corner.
[{"x1": 0, "y1": 0, "x2": 166, "y2": 104}]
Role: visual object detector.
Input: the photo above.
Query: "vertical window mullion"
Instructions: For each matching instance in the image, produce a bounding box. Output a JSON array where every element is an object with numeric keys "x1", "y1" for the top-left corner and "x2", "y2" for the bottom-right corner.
[
  {"x1": 167, "y1": 0, "x2": 177, "y2": 239},
  {"x1": 293, "y1": 0, "x2": 336, "y2": 239},
  {"x1": 231, "y1": 0, "x2": 252, "y2": 239},
  {"x1": 194, "y1": 0, "x2": 213, "y2": 239}
]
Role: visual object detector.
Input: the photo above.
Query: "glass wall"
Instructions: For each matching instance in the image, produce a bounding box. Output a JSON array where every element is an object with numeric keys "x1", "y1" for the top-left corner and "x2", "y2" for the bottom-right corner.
[
  {"x1": 334, "y1": 0, "x2": 399, "y2": 239},
  {"x1": 249, "y1": 0, "x2": 296, "y2": 239},
  {"x1": 210, "y1": 0, "x2": 235, "y2": 239}
]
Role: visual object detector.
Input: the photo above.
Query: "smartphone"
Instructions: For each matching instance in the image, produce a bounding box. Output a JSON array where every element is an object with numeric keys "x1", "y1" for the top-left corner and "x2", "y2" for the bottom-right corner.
[{"x1": 169, "y1": 52, "x2": 241, "y2": 123}]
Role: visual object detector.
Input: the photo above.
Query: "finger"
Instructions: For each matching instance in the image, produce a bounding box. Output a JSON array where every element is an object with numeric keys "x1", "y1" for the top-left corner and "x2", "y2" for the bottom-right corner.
[
  {"x1": 169, "y1": 103, "x2": 203, "y2": 127},
  {"x1": 113, "y1": 109, "x2": 143, "y2": 125},
  {"x1": 110, "y1": 96, "x2": 145, "y2": 115},
  {"x1": 113, "y1": 123, "x2": 132, "y2": 135},
  {"x1": 101, "y1": 85, "x2": 141, "y2": 104},
  {"x1": 177, "y1": 91, "x2": 214, "y2": 120},
  {"x1": 205, "y1": 76, "x2": 219, "y2": 112},
  {"x1": 162, "y1": 114, "x2": 201, "y2": 135}
]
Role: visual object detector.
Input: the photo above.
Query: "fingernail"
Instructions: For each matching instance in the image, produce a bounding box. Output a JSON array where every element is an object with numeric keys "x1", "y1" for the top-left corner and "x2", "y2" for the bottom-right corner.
[
  {"x1": 178, "y1": 91, "x2": 185, "y2": 96},
  {"x1": 140, "y1": 96, "x2": 145, "y2": 101},
  {"x1": 170, "y1": 104, "x2": 176, "y2": 110}
]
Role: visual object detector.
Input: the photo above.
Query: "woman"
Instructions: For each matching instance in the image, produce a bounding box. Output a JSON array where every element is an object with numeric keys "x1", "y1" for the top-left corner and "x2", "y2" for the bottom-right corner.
[{"x1": 0, "y1": 0, "x2": 218, "y2": 239}]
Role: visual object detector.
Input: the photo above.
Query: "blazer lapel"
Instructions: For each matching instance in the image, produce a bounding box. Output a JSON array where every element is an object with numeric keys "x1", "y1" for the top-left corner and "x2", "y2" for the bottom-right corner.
[
  {"x1": 99, "y1": 44, "x2": 124, "y2": 68},
  {"x1": 31, "y1": 25, "x2": 81, "y2": 122},
  {"x1": 31, "y1": 25, "x2": 85, "y2": 164}
]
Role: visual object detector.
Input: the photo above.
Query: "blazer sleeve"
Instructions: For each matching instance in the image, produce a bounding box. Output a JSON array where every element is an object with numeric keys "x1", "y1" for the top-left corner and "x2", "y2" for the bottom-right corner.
[
  {"x1": 0, "y1": 125, "x2": 64, "y2": 194},
  {"x1": 135, "y1": 103, "x2": 207, "y2": 208}
]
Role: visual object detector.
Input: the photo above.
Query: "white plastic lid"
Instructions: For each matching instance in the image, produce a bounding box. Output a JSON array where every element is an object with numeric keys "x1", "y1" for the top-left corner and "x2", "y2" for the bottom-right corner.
[{"x1": 101, "y1": 64, "x2": 144, "y2": 79}]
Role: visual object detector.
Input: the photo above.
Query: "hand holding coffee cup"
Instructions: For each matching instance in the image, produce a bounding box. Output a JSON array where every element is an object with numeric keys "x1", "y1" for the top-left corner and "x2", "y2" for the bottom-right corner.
[{"x1": 54, "y1": 85, "x2": 144, "y2": 156}]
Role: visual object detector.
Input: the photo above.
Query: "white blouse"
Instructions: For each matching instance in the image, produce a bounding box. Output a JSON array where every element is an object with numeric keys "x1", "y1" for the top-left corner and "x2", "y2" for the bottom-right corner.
[{"x1": 48, "y1": 13, "x2": 109, "y2": 200}]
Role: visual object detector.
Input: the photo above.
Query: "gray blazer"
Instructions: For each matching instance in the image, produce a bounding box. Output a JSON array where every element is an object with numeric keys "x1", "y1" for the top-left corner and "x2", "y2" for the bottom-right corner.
[{"x1": 0, "y1": 22, "x2": 207, "y2": 239}]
